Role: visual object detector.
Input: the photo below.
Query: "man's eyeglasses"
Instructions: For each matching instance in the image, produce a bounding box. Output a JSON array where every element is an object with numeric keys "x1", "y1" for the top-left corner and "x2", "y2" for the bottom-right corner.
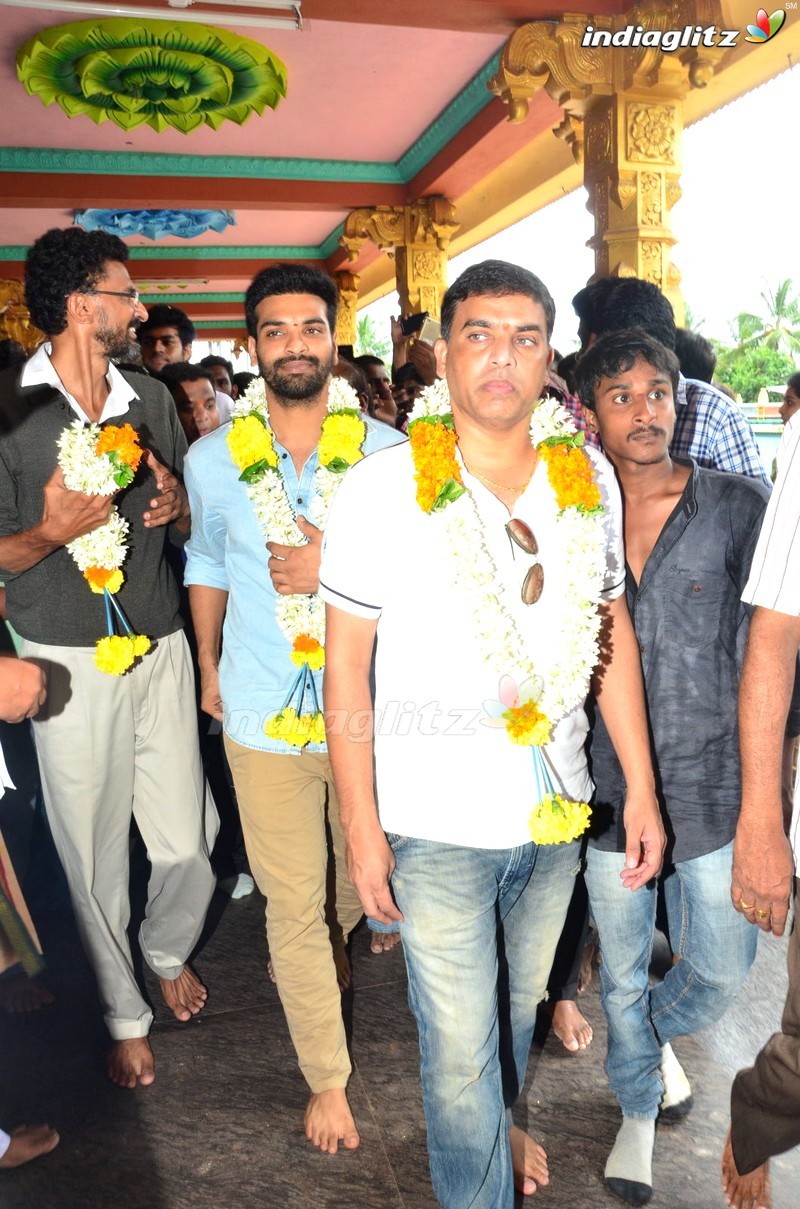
[
  {"x1": 506, "y1": 518, "x2": 544, "y2": 605},
  {"x1": 80, "y1": 288, "x2": 140, "y2": 307}
]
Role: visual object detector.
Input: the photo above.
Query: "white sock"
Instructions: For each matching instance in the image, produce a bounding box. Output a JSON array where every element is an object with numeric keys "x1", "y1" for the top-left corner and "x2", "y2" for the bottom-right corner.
[
  {"x1": 660, "y1": 1042, "x2": 692, "y2": 1109},
  {"x1": 605, "y1": 1117, "x2": 655, "y2": 1206}
]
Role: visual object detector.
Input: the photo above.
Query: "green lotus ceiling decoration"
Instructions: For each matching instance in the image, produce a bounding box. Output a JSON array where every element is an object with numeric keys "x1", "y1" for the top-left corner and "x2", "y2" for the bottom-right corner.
[{"x1": 16, "y1": 18, "x2": 288, "y2": 134}]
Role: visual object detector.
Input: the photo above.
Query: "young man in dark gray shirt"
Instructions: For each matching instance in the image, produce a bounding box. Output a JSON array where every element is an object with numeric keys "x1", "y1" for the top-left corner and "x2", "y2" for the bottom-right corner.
[
  {"x1": 0, "y1": 228, "x2": 216, "y2": 1088},
  {"x1": 576, "y1": 329, "x2": 770, "y2": 1207}
]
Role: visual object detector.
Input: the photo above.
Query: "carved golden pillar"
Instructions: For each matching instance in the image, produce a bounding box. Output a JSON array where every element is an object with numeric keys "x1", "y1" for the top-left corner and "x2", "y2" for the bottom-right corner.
[
  {"x1": 0, "y1": 279, "x2": 43, "y2": 352},
  {"x1": 332, "y1": 269, "x2": 360, "y2": 347},
  {"x1": 489, "y1": 2, "x2": 725, "y2": 322},
  {"x1": 340, "y1": 198, "x2": 459, "y2": 319}
]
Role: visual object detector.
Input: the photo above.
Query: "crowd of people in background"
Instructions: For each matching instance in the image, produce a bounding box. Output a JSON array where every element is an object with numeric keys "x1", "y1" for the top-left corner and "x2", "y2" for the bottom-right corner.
[{"x1": 0, "y1": 226, "x2": 799, "y2": 1209}]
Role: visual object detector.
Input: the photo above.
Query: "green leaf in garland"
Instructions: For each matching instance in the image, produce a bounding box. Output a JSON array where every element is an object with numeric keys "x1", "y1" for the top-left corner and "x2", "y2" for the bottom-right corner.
[
  {"x1": 238, "y1": 459, "x2": 271, "y2": 484},
  {"x1": 430, "y1": 478, "x2": 466, "y2": 512}
]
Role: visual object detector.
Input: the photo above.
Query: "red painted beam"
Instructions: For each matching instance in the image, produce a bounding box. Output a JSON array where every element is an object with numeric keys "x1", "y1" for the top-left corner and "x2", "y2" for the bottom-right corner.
[{"x1": 0, "y1": 174, "x2": 407, "y2": 212}]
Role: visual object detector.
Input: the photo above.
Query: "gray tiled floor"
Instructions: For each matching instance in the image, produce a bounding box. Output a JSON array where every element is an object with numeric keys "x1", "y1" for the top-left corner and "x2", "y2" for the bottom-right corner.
[{"x1": 2, "y1": 885, "x2": 799, "y2": 1208}]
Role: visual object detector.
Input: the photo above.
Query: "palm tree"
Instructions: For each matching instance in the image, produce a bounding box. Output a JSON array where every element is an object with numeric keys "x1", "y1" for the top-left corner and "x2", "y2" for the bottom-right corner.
[
  {"x1": 355, "y1": 314, "x2": 391, "y2": 363},
  {"x1": 683, "y1": 303, "x2": 705, "y2": 332},
  {"x1": 732, "y1": 279, "x2": 800, "y2": 358}
]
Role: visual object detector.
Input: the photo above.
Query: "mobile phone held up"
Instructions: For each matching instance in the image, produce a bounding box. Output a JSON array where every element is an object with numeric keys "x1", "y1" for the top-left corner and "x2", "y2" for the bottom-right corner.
[
  {"x1": 400, "y1": 311, "x2": 428, "y2": 336},
  {"x1": 400, "y1": 312, "x2": 441, "y2": 344}
]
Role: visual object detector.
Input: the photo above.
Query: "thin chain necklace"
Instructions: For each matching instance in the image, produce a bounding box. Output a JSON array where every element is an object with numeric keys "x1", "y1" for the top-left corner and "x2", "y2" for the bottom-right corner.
[{"x1": 463, "y1": 458, "x2": 537, "y2": 494}]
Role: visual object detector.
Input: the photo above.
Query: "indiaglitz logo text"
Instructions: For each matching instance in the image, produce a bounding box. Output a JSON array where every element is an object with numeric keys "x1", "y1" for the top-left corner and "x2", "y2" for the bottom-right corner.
[{"x1": 581, "y1": 9, "x2": 787, "y2": 53}]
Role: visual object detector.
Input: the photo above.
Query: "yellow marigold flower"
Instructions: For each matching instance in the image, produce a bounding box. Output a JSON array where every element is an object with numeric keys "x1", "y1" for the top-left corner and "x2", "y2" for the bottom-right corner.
[
  {"x1": 265, "y1": 708, "x2": 326, "y2": 748},
  {"x1": 318, "y1": 413, "x2": 365, "y2": 469},
  {"x1": 541, "y1": 445, "x2": 601, "y2": 512},
  {"x1": 529, "y1": 793, "x2": 591, "y2": 845},
  {"x1": 503, "y1": 700, "x2": 552, "y2": 746},
  {"x1": 290, "y1": 635, "x2": 326, "y2": 671},
  {"x1": 96, "y1": 423, "x2": 144, "y2": 472},
  {"x1": 227, "y1": 415, "x2": 278, "y2": 474},
  {"x1": 132, "y1": 634, "x2": 152, "y2": 658},
  {"x1": 85, "y1": 566, "x2": 124, "y2": 595},
  {"x1": 409, "y1": 420, "x2": 462, "y2": 513},
  {"x1": 95, "y1": 634, "x2": 136, "y2": 676}
]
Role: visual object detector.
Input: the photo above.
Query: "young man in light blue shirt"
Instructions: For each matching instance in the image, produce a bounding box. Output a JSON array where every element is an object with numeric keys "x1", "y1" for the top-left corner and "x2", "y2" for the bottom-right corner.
[{"x1": 183, "y1": 264, "x2": 403, "y2": 1156}]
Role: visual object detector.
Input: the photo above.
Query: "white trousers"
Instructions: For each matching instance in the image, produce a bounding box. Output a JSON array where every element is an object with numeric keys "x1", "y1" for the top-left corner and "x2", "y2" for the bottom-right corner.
[{"x1": 24, "y1": 630, "x2": 218, "y2": 1040}]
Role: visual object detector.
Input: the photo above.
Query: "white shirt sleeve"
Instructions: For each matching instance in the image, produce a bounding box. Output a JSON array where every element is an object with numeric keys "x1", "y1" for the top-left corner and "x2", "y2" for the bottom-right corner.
[
  {"x1": 742, "y1": 415, "x2": 800, "y2": 615},
  {"x1": 587, "y1": 447, "x2": 626, "y2": 601},
  {"x1": 319, "y1": 457, "x2": 387, "y2": 619},
  {"x1": 0, "y1": 738, "x2": 14, "y2": 800}
]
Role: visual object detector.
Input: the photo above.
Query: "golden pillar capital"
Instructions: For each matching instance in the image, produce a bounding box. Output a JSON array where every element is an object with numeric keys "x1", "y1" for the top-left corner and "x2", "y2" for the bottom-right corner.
[
  {"x1": 340, "y1": 197, "x2": 459, "y2": 318},
  {"x1": 0, "y1": 279, "x2": 43, "y2": 353},
  {"x1": 488, "y1": 3, "x2": 724, "y2": 318},
  {"x1": 332, "y1": 269, "x2": 360, "y2": 347}
]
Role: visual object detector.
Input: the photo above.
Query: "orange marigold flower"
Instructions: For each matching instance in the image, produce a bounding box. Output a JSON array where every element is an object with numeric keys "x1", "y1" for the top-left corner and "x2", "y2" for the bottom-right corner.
[
  {"x1": 290, "y1": 635, "x2": 325, "y2": 671},
  {"x1": 84, "y1": 566, "x2": 124, "y2": 594},
  {"x1": 409, "y1": 421, "x2": 462, "y2": 513},
  {"x1": 541, "y1": 445, "x2": 601, "y2": 512},
  {"x1": 96, "y1": 423, "x2": 144, "y2": 472},
  {"x1": 503, "y1": 700, "x2": 551, "y2": 746}
]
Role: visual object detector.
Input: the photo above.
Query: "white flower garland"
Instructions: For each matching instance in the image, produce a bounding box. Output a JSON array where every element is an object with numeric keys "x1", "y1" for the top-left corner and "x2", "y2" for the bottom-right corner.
[
  {"x1": 232, "y1": 376, "x2": 364, "y2": 651},
  {"x1": 415, "y1": 386, "x2": 608, "y2": 734},
  {"x1": 57, "y1": 420, "x2": 130, "y2": 578}
]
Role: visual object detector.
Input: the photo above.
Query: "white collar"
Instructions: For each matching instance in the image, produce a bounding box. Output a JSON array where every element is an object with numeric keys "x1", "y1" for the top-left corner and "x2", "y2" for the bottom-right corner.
[{"x1": 20, "y1": 343, "x2": 138, "y2": 424}]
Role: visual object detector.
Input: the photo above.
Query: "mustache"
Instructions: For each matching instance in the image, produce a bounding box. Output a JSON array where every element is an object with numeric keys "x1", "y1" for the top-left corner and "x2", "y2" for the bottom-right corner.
[
  {"x1": 628, "y1": 425, "x2": 666, "y2": 440},
  {"x1": 274, "y1": 354, "x2": 321, "y2": 370}
]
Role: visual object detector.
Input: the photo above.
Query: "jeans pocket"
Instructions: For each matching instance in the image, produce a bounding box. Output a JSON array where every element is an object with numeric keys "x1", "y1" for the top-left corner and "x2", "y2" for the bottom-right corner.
[{"x1": 384, "y1": 830, "x2": 410, "y2": 853}]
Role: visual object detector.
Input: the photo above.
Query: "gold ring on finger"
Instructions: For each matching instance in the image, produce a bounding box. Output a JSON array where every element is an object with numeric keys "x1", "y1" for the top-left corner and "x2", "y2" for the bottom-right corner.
[{"x1": 739, "y1": 899, "x2": 755, "y2": 911}]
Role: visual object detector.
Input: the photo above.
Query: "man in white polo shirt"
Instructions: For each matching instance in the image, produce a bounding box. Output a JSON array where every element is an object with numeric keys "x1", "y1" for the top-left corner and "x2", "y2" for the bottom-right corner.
[
  {"x1": 722, "y1": 415, "x2": 800, "y2": 1209},
  {"x1": 319, "y1": 261, "x2": 665, "y2": 1208}
]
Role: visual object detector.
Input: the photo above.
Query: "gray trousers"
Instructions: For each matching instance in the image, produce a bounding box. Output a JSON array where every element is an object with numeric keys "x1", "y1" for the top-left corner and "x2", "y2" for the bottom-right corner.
[
  {"x1": 731, "y1": 878, "x2": 800, "y2": 1173},
  {"x1": 24, "y1": 630, "x2": 218, "y2": 1040}
]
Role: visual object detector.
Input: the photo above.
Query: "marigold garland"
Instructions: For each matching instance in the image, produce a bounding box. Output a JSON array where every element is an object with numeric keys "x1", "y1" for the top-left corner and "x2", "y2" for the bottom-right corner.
[
  {"x1": 529, "y1": 793, "x2": 592, "y2": 846},
  {"x1": 503, "y1": 699, "x2": 552, "y2": 747},
  {"x1": 57, "y1": 420, "x2": 151, "y2": 674},
  {"x1": 227, "y1": 377, "x2": 367, "y2": 747},
  {"x1": 408, "y1": 387, "x2": 608, "y2": 843},
  {"x1": 539, "y1": 443, "x2": 603, "y2": 512},
  {"x1": 95, "y1": 634, "x2": 152, "y2": 676}
]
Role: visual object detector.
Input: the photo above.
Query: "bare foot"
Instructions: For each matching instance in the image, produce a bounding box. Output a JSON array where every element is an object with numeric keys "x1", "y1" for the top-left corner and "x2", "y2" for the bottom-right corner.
[
  {"x1": 0, "y1": 1124, "x2": 59, "y2": 1168},
  {"x1": 158, "y1": 966, "x2": 207, "y2": 1022},
  {"x1": 510, "y1": 1124, "x2": 549, "y2": 1195},
  {"x1": 550, "y1": 999, "x2": 593, "y2": 1052},
  {"x1": 0, "y1": 974, "x2": 55, "y2": 1014},
  {"x1": 722, "y1": 1130, "x2": 772, "y2": 1209},
  {"x1": 332, "y1": 943, "x2": 352, "y2": 991},
  {"x1": 304, "y1": 1088, "x2": 360, "y2": 1155},
  {"x1": 106, "y1": 1037, "x2": 155, "y2": 1089},
  {"x1": 369, "y1": 930, "x2": 402, "y2": 954}
]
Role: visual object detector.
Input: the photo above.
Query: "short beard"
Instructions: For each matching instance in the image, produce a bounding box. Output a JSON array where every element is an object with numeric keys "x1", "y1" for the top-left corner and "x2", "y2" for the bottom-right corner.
[
  {"x1": 96, "y1": 318, "x2": 138, "y2": 362},
  {"x1": 259, "y1": 352, "x2": 334, "y2": 406}
]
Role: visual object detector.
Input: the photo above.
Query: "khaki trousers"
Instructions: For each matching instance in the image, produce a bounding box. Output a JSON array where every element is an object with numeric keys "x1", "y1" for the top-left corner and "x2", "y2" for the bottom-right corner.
[
  {"x1": 224, "y1": 739, "x2": 363, "y2": 1092},
  {"x1": 25, "y1": 631, "x2": 218, "y2": 1040}
]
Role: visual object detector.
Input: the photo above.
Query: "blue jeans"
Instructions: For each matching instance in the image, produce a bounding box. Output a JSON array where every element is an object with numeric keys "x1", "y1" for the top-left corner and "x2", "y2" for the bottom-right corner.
[
  {"x1": 585, "y1": 841, "x2": 757, "y2": 1119},
  {"x1": 388, "y1": 834, "x2": 580, "y2": 1209}
]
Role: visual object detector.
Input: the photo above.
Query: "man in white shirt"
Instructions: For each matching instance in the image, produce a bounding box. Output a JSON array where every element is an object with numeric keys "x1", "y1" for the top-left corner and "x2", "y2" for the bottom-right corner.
[
  {"x1": 722, "y1": 415, "x2": 800, "y2": 1209},
  {"x1": 320, "y1": 261, "x2": 665, "y2": 1208}
]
